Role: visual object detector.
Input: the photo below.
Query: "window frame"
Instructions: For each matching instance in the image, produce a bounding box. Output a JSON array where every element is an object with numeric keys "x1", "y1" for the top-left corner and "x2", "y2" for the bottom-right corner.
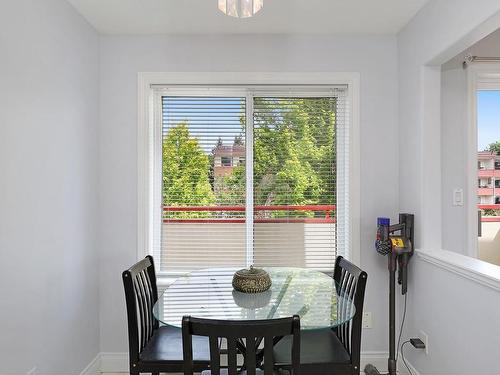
[
  {"x1": 467, "y1": 63, "x2": 500, "y2": 258},
  {"x1": 138, "y1": 72, "x2": 360, "y2": 280}
]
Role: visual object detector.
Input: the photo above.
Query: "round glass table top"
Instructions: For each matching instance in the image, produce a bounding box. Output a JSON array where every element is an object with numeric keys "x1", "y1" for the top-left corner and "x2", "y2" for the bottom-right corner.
[{"x1": 153, "y1": 267, "x2": 356, "y2": 330}]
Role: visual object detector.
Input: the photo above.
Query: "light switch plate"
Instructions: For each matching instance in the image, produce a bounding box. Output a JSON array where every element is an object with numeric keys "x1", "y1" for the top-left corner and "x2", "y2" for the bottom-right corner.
[
  {"x1": 362, "y1": 312, "x2": 373, "y2": 329},
  {"x1": 453, "y1": 188, "x2": 464, "y2": 206}
]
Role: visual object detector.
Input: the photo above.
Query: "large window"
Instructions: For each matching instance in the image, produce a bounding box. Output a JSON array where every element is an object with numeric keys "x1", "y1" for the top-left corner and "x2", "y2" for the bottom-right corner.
[
  {"x1": 149, "y1": 86, "x2": 349, "y2": 275},
  {"x1": 465, "y1": 63, "x2": 500, "y2": 265}
]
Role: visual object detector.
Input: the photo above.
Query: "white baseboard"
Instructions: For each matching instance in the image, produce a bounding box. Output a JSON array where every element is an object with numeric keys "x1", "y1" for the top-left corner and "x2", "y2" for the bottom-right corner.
[
  {"x1": 79, "y1": 354, "x2": 101, "y2": 375},
  {"x1": 361, "y1": 352, "x2": 422, "y2": 375},
  {"x1": 91, "y1": 351, "x2": 390, "y2": 374},
  {"x1": 398, "y1": 358, "x2": 421, "y2": 375},
  {"x1": 360, "y1": 351, "x2": 389, "y2": 373},
  {"x1": 100, "y1": 352, "x2": 129, "y2": 373}
]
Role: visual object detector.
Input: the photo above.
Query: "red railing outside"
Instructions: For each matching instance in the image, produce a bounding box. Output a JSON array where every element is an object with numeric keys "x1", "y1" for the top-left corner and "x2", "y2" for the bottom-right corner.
[
  {"x1": 161, "y1": 205, "x2": 500, "y2": 223},
  {"x1": 478, "y1": 188, "x2": 494, "y2": 196},
  {"x1": 479, "y1": 204, "x2": 500, "y2": 222},
  {"x1": 478, "y1": 169, "x2": 500, "y2": 178},
  {"x1": 163, "y1": 205, "x2": 500, "y2": 223},
  {"x1": 163, "y1": 205, "x2": 336, "y2": 224}
]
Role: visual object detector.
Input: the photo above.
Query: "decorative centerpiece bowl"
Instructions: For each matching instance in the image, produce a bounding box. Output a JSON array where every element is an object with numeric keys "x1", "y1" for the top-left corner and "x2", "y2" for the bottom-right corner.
[{"x1": 232, "y1": 265, "x2": 272, "y2": 293}]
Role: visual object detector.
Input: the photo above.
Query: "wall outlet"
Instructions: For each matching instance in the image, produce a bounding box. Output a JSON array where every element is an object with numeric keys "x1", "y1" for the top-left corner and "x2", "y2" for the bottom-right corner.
[
  {"x1": 420, "y1": 330, "x2": 429, "y2": 355},
  {"x1": 362, "y1": 312, "x2": 373, "y2": 329},
  {"x1": 26, "y1": 367, "x2": 37, "y2": 375}
]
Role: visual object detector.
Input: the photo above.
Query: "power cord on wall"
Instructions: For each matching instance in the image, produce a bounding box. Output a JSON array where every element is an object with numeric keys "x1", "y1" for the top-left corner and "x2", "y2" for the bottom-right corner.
[
  {"x1": 398, "y1": 292, "x2": 426, "y2": 375},
  {"x1": 401, "y1": 341, "x2": 414, "y2": 375}
]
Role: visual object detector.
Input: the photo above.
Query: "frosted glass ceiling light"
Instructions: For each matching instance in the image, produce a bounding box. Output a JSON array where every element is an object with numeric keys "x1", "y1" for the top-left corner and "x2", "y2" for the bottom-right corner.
[{"x1": 218, "y1": 0, "x2": 263, "y2": 18}]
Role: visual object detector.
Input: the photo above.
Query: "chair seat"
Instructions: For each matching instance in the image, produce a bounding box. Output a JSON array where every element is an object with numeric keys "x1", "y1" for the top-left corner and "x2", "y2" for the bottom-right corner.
[
  {"x1": 202, "y1": 369, "x2": 281, "y2": 375},
  {"x1": 273, "y1": 328, "x2": 351, "y2": 366},
  {"x1": 140, "y1": 325, "x2": 210, "y2": 363}
]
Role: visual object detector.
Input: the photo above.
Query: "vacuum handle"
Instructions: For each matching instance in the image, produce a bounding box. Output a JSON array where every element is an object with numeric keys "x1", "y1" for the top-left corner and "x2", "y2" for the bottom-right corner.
[{"x1": 398, "y1": 253, "x2": 410, "y2": 295}]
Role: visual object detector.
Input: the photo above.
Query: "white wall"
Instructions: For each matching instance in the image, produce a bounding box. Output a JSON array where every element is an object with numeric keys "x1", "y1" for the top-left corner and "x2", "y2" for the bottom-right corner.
[
  {"x1": 441, "y1": 67, "x2": 468, "y2": 254},
  {"x1": 0, "y1": 1, "x2": 100, "y2": 374},
  {"x1": 99, "y1": 34, "x2": 399, "y2": 356},
  {"x1": 398, "y1": 0, "x2": 500, "y2": 373},
  {"x1": 406, "y1": 255, "x2": 500, "y2": 374}
]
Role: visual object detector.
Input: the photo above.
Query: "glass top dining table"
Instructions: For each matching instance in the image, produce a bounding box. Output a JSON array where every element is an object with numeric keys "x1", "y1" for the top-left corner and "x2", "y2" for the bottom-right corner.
[{"x1": 153, "y1": 267, "x2": 356, "y2": 330}]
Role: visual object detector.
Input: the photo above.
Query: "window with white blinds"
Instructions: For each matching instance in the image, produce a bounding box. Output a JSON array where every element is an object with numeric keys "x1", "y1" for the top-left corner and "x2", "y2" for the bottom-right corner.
[
  {"x1": 252, "y1": 97, "x2": 338, "y2": 270},
  {"x1": 154, "y1": 87, "x2": 349, "y2": 274},
  {"x1": 160, "y1": 96, "x2": 247, "y2": 272}
]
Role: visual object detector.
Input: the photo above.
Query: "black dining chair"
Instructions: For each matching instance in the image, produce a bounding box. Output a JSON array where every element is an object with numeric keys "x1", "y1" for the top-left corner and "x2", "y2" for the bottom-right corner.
[
  {"x1": 182, "y1": 315, "x2": 301, "y2": 375},
  {"x1": 273, "y1": 256, "x2": 367, "y2": 375},
  {"x1": 122, "y1": 255, "x2": 210, "y2": 375}
]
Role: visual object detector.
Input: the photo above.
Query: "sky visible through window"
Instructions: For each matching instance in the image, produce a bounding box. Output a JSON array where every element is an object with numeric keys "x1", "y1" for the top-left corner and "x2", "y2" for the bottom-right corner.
[
  {"x1": 478, "y1": 90, "x2": 500, "y2": 151},
  {"x1": 163, "y1": 97, "x2": 245, "y2": 153}
]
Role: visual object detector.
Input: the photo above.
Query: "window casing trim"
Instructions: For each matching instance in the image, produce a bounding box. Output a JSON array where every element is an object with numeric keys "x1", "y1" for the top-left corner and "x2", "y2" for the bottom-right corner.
[{"x1": 138, "y1": 72, "x2": 361, "y2": 277}]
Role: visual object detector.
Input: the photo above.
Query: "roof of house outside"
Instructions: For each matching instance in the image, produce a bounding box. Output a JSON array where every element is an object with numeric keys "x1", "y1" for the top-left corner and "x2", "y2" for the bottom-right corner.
[{"x1": 213, "y1": 145, "x2": 245, "y2": 156}]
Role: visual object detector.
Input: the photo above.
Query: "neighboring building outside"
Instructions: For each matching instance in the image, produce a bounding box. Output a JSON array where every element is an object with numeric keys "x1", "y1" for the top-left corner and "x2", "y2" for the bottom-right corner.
[
  {"x1": 212, "y1": 143, "x2": 246, "y2": 208},
  {"x1": 477, "y1": 151, "x2": 500, "y2": 268},
  {"x1": 477, "y1": 151, "x2": 500, "y2": 204},
  {"x1": 213, "y1": 144, "x2": 245, "y2": 178}
]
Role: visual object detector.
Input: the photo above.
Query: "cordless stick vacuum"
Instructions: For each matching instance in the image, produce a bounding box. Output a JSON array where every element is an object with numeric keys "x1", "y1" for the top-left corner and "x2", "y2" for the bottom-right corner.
[{"x1": 364, "y1": 214, "x2": 414, "y2": 375}]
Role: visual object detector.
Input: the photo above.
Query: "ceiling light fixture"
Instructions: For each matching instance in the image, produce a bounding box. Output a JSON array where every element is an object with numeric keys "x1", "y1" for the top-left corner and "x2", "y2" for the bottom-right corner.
[{"x1": 218, "y1": 0, "x2": 263, "y2": 18}]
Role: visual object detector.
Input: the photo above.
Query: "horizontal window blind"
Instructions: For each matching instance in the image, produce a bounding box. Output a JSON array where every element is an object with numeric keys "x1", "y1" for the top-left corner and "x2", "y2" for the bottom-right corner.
[
  {"x1": 161, "y1": 96, "x2": 247, "y2": 272},
  {"x1": 252, "y1": 97, "x2": 338, "y2": 271},
  {"x1": 157, "y1": 88, "x2": 348, "y2": 274}
]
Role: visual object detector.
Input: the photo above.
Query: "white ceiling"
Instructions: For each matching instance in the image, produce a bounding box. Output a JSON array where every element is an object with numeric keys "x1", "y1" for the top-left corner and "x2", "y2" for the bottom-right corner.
[{"x1": 66, "y1": 0, "x2": 430, "y2": 35}]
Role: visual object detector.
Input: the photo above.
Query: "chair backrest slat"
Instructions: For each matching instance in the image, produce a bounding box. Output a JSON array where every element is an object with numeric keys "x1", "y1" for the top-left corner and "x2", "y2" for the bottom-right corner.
[
  {"x1": 132, "y1": 276, "x2": 146, "y2": 349},
  {"x1": 122, "y1": 255, "x2": 160, "y2": 366},
  {"x1": 227, "y1": 337, "x2": 238, "y2": 375},
  {"x1": 182, "y1": 316, "x2": 300, "y2": 375},
  {"x1": 264, "y1": 335, "x2": 274, "y2": 375},
  {"x1": 245, "y1": 336, "x2": 256, "y2": 375},
  {"x1": 333, "y1": 256, "x2": 367, "y2": 370},
  {"x1": 291, "y1": 321, "x2": 301, "y2": 375},
  {"x1": 209, "y1": 336, "x2": 220, "y2": 375},
  {"x1": 137, "y1": 271, "x2": 148, "y2": 344},
  {"x1": 140, "y1": 269, "x2": 155, "y2": 341},
  {"x1": 182, "y1": 318, "x2": 194, "y2": 375}
]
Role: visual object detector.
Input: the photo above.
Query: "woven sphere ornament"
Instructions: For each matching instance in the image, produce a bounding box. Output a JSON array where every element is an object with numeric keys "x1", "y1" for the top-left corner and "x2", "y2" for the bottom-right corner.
[{"x1": 232, "y1": 265, "x2": 272, "y2": 293}]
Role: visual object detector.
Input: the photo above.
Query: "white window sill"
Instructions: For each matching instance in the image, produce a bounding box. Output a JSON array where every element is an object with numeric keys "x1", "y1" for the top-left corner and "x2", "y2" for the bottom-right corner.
[{"x1": 416, "y1": 248, "x2": 500, "y2": 291}]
